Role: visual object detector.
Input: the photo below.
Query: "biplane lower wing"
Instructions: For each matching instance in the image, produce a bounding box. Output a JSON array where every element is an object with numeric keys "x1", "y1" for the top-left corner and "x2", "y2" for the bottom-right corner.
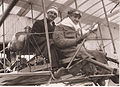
[
  {"x1": 0, "y1": 71, "x2": 51, "y2": 85},
  {"x1": 0, "y1": 71, "x2": 116, "y2": 86}
]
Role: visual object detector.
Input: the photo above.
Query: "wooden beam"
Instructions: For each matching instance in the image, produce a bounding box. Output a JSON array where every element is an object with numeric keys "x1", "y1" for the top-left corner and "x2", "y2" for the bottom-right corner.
[
  {"x1": 101, "y1": 0, "x2": 117, "y2": 54},
  {"x1": 59, "y1": 0, "x2": 75, "y2": 11},
  {"x1": 81, "y1": 2, "x2": 113, "y2": 28},
  {"x1": 2, "y1": 0, "x2": 119, "y2": 27},
  {"x1": 34, "y1": 0, "x2": 57, "y2": 20},
  {"x1": 0, "y1": 0, "x2": 19, "y2": 27},
  {"x1": 51, "y1": 74, "x2": 115, "y2": 84},
  {"x1": 83, "y1": 1, "x2": 101, "y2": 13},
  {"x1": 111, "y1": 16, "x2": 120, "y2": 22},
  {"x1": 35, "y1": 0, "x2": 75, "y2": 20},
  {"x1": 18, "y1": 2, "x2": 35, "y2": 17},
  {"x1": 86, "y1": 58, "x2": 119, "y2": 75},
  {"x1": 110, "y1": 0, "x2": 120, "y2": 3},
  {"x1": 3, "y1": 0, "x2": 42, "y2": 13},
  {"x1": 77, "y1": 0, "x2": 89, "y2": 9},
  {"x1": 42, "y1": 0, "x2": 52, "y2": 70},
  {"x1": 108, "y1": 10, "x2": 120, "y2": 18},
  {"x1": 21, "y1": 8, "x2": 31, "y2": 16},
  {"x1": 17, "y1": 2, "x2": 30, "y2": 16}
]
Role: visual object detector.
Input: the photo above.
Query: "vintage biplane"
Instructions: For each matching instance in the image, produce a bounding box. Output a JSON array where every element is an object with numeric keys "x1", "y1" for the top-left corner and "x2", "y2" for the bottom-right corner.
[{"x1": 0, "y1": 0, "x2": 119, "y2": 86}]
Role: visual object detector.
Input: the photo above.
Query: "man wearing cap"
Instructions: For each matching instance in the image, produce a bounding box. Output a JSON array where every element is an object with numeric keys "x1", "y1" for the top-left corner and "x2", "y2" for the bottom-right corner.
[
  {"x1": 53, "y1": 9, "x2": 96, "y2": 62},
  {"x1": 30, "y1": 6, "x2": 59, "y2": 70},
  {"x1": 53, "y1": 9, "x2": 110, "y2": 85}
]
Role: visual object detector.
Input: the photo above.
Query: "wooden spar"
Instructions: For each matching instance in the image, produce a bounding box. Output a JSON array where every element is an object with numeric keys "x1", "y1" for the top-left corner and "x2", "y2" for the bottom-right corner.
[
  {"x1": 74, "y1": 0, "x2": 78, "y2": 9},
  {"x1": 0, "y1": 0, "x2": 19, "y2": 72},
  {"x1": 2, "y1": 0, "x2": 6, "y2": 73},
  {"x1": 29, "y1": 2, "x2": 34, "y2": 66},
  {"x1": 66, "y1": 39, "x2": 86, "y2": 69},
  {"x1": 106, "y1": 57, "x2": 119, "y2": 64},
  {"x1": 74, "y1": 0, "x2": 83, "y2": 31},
  {"x1": 110, "y1": 2, "x2": 119, "y2": 13},
  {"x1": 51, "y1": 74, "x2": 115, "y2": 84},
  {"x1": 42, "y1": 0, "x2": 52, "y2": 70},
  {"x1": 59, "y1": 11, "x2": 63, "y2": 21},
  {"x1": 34, "y1": 0, "x2": 57, "y2": 20},
  {"x1": 74, "y1": 0, "x2": 85, "y2": 47},
  {"x1": 101, "y1": 0, "x2": 116, "y2": 54},
  {"x1": 98, "y1": 23, "x2": 105, "y2": 53},
  {"x1": 0, "y1": 0, "x2": 19, "y2": 27},
  {"x1": 30, "y1": 2, "x2": 34, "y2": 24},
  {"x1": 86, "y1": 58, "x2": 119, "y2": 74}
]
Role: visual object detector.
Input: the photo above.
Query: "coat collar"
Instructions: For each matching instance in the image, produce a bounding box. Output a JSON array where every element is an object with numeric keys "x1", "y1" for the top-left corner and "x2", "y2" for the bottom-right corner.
[{"x1": 58, "y1": 17, "x2": 80, "y2": 31}]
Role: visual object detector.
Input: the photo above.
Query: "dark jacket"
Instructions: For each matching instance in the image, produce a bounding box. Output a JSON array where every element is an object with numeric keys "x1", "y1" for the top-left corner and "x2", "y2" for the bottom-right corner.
[
  {"x1": 31, "y1": 19, "x2": 55, "y2": 39},
  {"x1": 30, "y1": 19, "x2": 59, "y2": 68}
]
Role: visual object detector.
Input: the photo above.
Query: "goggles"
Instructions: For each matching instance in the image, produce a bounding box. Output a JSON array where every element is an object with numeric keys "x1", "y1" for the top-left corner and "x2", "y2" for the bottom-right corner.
[{"x1": 72, "y1": 13, "x2": 81, "y2": 19}]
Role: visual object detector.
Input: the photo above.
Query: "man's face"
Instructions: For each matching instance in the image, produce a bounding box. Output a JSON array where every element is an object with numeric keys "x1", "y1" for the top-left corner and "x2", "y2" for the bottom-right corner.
[
  {"x1": 47, "y1": 11, "x2": 57, "y2": 21},
  {"x1": 24, "y1": 26, "x2": 32, "y2": 33},
  {"x1": 70, "y1": 13, "x2": 81, "y2": 24}
]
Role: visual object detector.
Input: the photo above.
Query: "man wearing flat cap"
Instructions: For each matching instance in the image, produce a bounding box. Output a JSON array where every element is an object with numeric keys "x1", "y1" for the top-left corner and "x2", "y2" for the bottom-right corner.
[
  {"x1": 30, "y1": 6, "x2": 59, "y2": 70},
  {"x1": 53, "y1": 9, "x2": 110, "y2": 85}
]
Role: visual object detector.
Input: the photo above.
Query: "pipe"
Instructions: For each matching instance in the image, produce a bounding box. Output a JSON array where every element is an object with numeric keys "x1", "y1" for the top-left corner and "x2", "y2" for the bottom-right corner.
[
  {"x1": 30, "y1": 2, "x2": 34, "y2": 24},
  {"x1": 0, "y1": 0, "x2": 19, "y2": 27},
  {"x1": 101, "y1": 0, "x2": 116, "y2": 54}
]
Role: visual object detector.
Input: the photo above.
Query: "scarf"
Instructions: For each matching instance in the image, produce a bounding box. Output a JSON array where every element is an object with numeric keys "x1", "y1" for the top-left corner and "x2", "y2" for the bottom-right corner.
[
  {"x1": 58, "y1": 17, "x2": 80, "y2": 31},
  {"x1": 58, "y1": 17, "x2": 89, "y2": 34}
]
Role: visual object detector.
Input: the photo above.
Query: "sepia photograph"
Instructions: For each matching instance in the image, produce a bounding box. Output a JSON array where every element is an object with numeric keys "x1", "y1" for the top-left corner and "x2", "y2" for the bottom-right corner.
[{"x1": 0, "y1": 0, "x2": 119, "y2": 86}]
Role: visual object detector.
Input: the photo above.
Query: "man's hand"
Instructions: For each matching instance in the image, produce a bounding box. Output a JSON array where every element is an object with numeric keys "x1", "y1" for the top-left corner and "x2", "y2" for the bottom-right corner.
[
  {"x1": 76, "y1": 37, "x2": 83, "y2": 44},
  {"x1": 76, "y1": 34, "x2": 87, "y2": 44},
  {"x1": 49, "y1": 39, "x2": 54, "y2": 45},
  {"x1": 77, "y1": 23, "x2": 98, "y2": 44}
]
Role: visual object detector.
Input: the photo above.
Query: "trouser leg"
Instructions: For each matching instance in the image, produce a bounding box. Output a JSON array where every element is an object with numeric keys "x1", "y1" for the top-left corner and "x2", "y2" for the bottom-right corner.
[
  {"x1": 10, "y1": 52, "x2": 16, "y2": 65},
  {"x1": 68, "y1": 47, "x2": 97, "y2": 76},
  {"x1": 77, "y1": 47, "x2": 94, "y2": 59},
  {"x1": 50, "y1": 45, "x2": 60, "y2": 69}
]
